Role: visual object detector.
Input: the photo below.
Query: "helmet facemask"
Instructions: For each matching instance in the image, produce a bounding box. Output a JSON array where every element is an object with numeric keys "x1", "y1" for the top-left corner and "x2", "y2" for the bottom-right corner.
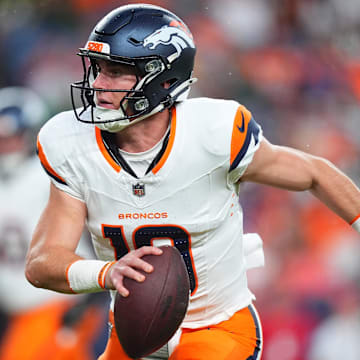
[
  {"x1": 71, "y1": 55, "x2": 151, "y2": 132},
  {"x1": 71, "y1": 53, "x2": 185, "y2": 132}
]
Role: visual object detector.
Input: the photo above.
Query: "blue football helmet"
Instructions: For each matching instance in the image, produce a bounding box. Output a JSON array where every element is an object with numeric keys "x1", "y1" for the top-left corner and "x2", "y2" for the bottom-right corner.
[
  {"x1": 0, "y1": 86, "x2": 48, "y2": 178},
  {"x1": 71, "y1": 4, "x2": 197, "y2": 132}
]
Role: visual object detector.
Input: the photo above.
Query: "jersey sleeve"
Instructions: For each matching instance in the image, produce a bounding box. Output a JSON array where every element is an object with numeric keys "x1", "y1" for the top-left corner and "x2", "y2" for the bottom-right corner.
[
  {"x1": 228, "y1": 104, "x2": 263, "y2": 183},
  {"x1": 36, "y1": 115, "x2": 85, "y2": 201}
]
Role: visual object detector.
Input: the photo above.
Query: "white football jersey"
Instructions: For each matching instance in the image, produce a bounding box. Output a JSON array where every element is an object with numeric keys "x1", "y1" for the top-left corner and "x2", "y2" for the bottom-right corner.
[{"x1": 37, "y1": 97, "x2": 263, "y2": 328}]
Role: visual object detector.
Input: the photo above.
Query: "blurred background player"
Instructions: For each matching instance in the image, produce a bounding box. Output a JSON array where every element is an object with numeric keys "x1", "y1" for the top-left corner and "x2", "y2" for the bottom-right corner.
[{"x1": 0, "y1": 86, "x2": 108, "y2": 360}]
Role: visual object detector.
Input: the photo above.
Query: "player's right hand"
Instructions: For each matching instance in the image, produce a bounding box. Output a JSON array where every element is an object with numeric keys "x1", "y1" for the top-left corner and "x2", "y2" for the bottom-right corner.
[{"x1": 106, "y1": 246, "x2": 163, "y2": 297}]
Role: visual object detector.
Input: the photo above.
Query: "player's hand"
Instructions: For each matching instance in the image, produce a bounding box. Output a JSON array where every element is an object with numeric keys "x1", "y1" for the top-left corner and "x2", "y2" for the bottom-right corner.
[{"x1": 106, "y1": 246, "x2": 163, "y2": 297}]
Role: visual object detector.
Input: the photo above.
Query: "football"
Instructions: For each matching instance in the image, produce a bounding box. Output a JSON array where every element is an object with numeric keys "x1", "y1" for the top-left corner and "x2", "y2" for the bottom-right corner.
[{"x1": 114, "y1": 245, "x2": 190, "y2": 359}]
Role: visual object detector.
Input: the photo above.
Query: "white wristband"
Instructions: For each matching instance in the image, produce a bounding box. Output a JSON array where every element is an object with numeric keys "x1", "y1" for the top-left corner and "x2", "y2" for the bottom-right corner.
[
  {"x1": 351, "y1": 216, "x2": 360, "y2": 233},
  {"x1": 66, "y1": 259, "x2": 115, "y2": 293}
]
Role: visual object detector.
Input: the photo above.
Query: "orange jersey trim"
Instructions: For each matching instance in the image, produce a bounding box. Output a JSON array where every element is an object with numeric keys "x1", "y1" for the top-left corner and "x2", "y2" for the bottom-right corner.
[
  {"x1": 95, "y1": 127, "x2": 121, "y2": 173},
  {"x1": 152, "y1": 107, "x2": 177, "y2": 174},
  {"x1": 36, "y1": 136, "x2": 67, "y2": 185},
  {"x1": 230, "y1": 106, "x2": 252, "y2": 166},
  {"x1": 65, "y1": 260, "x2": 78, "y2": 294},
  {"x1": 350, "y1": 213, "x2": 360, "y2": 225}
]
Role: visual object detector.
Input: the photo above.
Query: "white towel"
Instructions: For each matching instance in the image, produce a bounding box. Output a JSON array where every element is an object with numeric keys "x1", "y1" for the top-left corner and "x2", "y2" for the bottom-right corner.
[{"x1": 243, "y1": 232, "x2": 265, "y2": 270}]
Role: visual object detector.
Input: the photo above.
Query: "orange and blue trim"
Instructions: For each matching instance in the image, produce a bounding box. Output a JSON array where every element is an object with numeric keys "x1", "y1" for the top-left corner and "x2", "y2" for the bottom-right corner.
[
  {"x1": 152, "y1": 106, "x2": 177, "y2": 174},
  {"x1": 248, "y1": 303, "x2": 263, "y2": 360},
  {"x1": 230, "y1": 106, "x2": 260, "y2": 172},
  {"x1": 36, "y1": 136, "x2": 67, "y2": 185},
  {"x1": 95, "y1": 127, "x2": 121, "y2": 173},
  {"x1": 94, "y1": 107, "x2": 176, "y2": 175}
]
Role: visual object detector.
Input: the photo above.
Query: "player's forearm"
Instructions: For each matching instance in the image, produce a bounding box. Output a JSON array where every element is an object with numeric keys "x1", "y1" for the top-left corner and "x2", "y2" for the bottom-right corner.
[
  {"x1": 26, "y1": 234, "x2": 116, "y2": 294},
  {"x1": 26, "y1": 183, "x2": 90, "y2": 293},
  {"x1": 244, "y1": 139, "x2": 360, "y2": 224},
  {"x1": 25, "y1": 244, "x2": 83, "y2": 294},
  {"x1": 309, "y1": 156, "x2": 360, "y2": 224}
]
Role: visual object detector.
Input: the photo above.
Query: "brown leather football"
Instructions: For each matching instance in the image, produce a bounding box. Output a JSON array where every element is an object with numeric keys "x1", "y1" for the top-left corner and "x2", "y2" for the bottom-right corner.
[{"x1": 114, "y1": 245, "x2": 190, "y2": 359}]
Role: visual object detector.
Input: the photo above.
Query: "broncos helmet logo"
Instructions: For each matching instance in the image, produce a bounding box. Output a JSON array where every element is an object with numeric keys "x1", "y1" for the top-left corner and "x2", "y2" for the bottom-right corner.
[{"x1": 143, "y1": 22, "x2": 195, "y2": 60}]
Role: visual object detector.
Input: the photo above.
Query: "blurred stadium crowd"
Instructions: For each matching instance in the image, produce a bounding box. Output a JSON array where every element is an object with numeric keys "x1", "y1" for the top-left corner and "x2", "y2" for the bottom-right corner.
[{"x1": 1, "y1": 0, "x2": 360, "y2": 359}]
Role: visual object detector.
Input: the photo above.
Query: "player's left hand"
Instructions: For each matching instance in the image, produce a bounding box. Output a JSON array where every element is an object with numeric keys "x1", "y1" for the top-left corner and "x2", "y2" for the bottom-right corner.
[{"x1": 106, "y1": 246, "x2": 163, "y2": 297}]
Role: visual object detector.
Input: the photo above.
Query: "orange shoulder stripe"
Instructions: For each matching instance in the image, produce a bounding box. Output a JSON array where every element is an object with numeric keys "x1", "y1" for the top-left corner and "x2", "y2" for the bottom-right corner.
[
  {"x1": 95, "y1": 127, "x2": 121, "y2": 173},
  {"x1": 230, "y1": 105, "x2": 252, "y2": 166},
  {"x1": 152, "y1": 107, "x2": 177, "y2": 174},
  {"x1": 36, "y1": 136, "x2": 67, "y2": 185}
]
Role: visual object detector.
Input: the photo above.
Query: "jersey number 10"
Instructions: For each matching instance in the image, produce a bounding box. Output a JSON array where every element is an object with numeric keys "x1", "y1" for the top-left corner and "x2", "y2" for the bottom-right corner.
[{"x1": 102, "y1": 224, "x2": 197, "y2": 294}]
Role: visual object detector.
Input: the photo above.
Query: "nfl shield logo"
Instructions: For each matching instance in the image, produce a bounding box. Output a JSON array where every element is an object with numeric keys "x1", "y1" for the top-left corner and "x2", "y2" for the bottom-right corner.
[{"x1": 132, "y1": 183, "x2": 145, "y2": 197}]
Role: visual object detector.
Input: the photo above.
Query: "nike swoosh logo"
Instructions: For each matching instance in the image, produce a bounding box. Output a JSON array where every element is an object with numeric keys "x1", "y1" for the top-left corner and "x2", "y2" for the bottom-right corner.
[{"x1": 237, "y1": 112, "x2": 245, "y2": 133}]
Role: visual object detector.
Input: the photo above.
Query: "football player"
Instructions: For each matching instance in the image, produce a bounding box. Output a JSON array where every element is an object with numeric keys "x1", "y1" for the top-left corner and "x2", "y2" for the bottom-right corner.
[
  {"x1": 0, "y1": 86, "x2": 105, "y2": 360},
  {"x1": 25, "y1": 4, "x2": 360, "y2": 360}
]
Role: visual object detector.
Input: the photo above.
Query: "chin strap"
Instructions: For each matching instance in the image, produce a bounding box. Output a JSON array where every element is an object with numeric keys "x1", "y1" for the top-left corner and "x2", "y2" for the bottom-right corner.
[{"x1": 167, "y1": 77, "x2": 197, "y2": 103}]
